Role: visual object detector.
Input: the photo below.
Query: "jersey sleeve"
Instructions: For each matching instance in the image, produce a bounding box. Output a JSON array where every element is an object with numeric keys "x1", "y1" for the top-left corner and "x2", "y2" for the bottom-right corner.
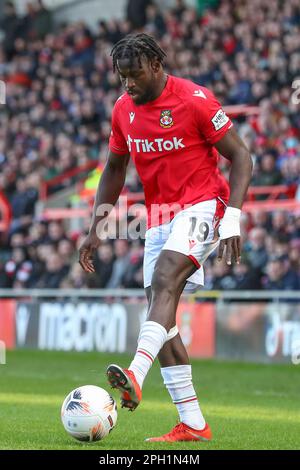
[
  {"x1": 193, "y1": 87, "x2": 233, "y2": 144},
  {"x1": 108, "y1": 102, "x2": 129, "y2": 155}
]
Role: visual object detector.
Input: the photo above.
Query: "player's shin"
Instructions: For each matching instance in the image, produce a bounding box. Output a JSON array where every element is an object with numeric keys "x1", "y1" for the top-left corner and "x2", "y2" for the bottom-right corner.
[
  {"x1": 129, "y1": 321, "x2": 168, "y2": 388},
  {"x1": 161, "y1": 364, "x2": 206, "y2": 430}
]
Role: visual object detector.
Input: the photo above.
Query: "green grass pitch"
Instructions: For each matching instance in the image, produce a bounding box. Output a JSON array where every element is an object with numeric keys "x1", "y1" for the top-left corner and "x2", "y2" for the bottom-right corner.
[{"x1": 0, "y1": 349, "x2": 299, "y2": 450}]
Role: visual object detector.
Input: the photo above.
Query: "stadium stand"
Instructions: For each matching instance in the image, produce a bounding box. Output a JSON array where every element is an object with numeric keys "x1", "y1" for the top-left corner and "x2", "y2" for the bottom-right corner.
[{"x1": 0, "y1": 0, "x2": 299, "y2": 290}]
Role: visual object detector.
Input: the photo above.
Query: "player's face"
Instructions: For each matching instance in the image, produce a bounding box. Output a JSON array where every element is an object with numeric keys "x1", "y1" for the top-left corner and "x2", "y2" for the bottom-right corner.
[{"x1": 117, "y1": 57, "x2": 160, "y2": 105}]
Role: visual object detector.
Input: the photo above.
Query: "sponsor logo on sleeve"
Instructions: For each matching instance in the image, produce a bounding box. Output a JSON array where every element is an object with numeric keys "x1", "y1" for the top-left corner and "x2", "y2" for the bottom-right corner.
[
  {"x1": 193, "y1": 89, "x2": 207, "y2": 99},
  {"x1": 211, "y1": 109, "x2": 229, "y2": 131}
]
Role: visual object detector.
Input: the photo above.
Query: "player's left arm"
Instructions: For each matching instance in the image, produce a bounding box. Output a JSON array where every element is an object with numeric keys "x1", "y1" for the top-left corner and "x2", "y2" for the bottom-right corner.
[{"x1": 214, "y1": 127, "x2": 253, "y2": 265}]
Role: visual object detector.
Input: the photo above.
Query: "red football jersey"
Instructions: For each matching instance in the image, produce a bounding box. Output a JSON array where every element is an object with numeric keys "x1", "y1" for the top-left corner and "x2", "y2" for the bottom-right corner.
[{"x1": 109, "y1": 74, "x2": 232, "y2": 228}]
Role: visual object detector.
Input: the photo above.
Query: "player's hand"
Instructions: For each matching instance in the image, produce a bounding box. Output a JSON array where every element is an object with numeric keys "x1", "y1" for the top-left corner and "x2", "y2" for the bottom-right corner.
[
  {"x1": 217, "y1": 236, "x2": 241, "y2": 265},
  {"x1": 79, "y1": 231, "x2": 100, "y2": 273},
  {"x1": 217, "y1": 206, "x2": 241, "y2": 265}
]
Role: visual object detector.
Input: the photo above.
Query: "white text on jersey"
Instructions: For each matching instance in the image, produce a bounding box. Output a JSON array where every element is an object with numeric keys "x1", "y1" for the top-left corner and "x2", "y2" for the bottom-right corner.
[{"x1": 126, "y1": 135, "x2": 185, "y2": 153}]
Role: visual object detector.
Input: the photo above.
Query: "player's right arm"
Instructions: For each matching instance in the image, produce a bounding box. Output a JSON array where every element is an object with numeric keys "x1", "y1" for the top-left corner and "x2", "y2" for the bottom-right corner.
[{"x1": 79, "y1": 149, "x2": 130, "y2": 273}]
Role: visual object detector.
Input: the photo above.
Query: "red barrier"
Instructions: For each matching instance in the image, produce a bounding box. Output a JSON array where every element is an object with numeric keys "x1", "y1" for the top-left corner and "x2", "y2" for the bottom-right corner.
[
  {"x1": 0, "y1": 300, "x2": 16, "y2": 350},
  {"x1": 247, "y1": 185, "x2": 297, "y2": 201},
  {"x1": 244, "y1": 200, "x2": 300, "y2": 213},
  {"x1": 79, "y1": 185, "x2": 297, "y2": 204},
  {"x1": 0, "y1": 191, "x2": 12, "y2": 233},
  {"x1": 40, "y1": 160, "x2": 98, "y2": 200},
  {"x1": 224, "y1": 104, "x2": 260, "y2": 117},
  {"x1": 177, "y1": 302, "x2": 215, "y2": 358},
  {"x1": 43, "y1": 208, "x2": 91, "y2": 220}
]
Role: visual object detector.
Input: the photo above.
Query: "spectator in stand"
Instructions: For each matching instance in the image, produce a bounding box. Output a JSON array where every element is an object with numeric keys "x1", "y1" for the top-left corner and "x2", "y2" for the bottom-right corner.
[
  {"x1": 122, "y1": 241, "x2": 144, "y2": 288},
  {"x1": 32, "y1": 0, "x2": 53, "y2": 39},
  {"x1": 58, "y1": 239, "x2": 75, "y2": 265},
  {"x1": 232, "y1": 259, "x2": 262, "y2": 290},
  {"x1": 61, "y1": 262, "x2": 88, "y2": 289},
  {"x1": 0, "y1": 260, "x2": 8, "y2": 287},
  {"x1": 126, "y1": 0, "x2": 152, "y2": 30},
  {"x1": 211, "y1": 258, "x2": 236, "y2": 290},
  {"x1": 107, "y1": 239, "x2": 130, "y2": 288},
  {"x1": 172, "y1": 0, "x2": 187, "y2": 20},
  {"x1": 264, "y1": 256, "x2": 299, "y2": 291},
  {"x1": 245, "y1": 227, "x2": 268, "y2": 271},
  {"x1": 251, "y1": 210, "x2": 272, "y2": 231},
  {"x1": 9, "y1": 177, "x2": 38, "y2": 235},
  {"x1": 10, "y1": 232, "x2": 26, "y2": 249},
  {"x1": 27, "y1": 220, "x2": 49, "y2": 246},
  {"x1": 46, "y1": 221, "x2": 67, "y2": 245},
  {"x1": 289, "y1": 239, "x2": 300, "y2": 275},
  {"x1": 293, "y1": 215, "x2": 300, "y2": 239},
  {"x1": 270, "y1": 211, "x2": 289, "y2": 237},
  {"x1": 0, "y1": 1, "x2": 20, "y2": 60},
  {"x1": 35, "y1": 252, "x2": 69, "y2": 288},
  {"x1": 281, "y1": 157, "x2": 300, "y2": 186},
  {"x1": 92, "y1": 242, "x2": 114, "y2": 288},
  {"x1": 272, "y1": 234, "x2": 290, "y2": 259},
  {"x1": 3, "y1": 247, "x2": 32, "y2": 288},
  {"x1": 252, "y1": 153, "x2": 282, "y2": 188},
  {"x1": 25, "y1": 243, "x2": 45, "y2": 287},
  {"x1": 145, "y1": 4, "x2": 166, "y2": 38}
]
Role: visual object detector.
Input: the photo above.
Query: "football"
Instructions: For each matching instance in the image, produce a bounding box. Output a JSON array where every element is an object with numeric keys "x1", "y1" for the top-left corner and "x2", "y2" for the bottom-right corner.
[{"x1": 61, "y1": 385, "x2": 117, "y2": 442}]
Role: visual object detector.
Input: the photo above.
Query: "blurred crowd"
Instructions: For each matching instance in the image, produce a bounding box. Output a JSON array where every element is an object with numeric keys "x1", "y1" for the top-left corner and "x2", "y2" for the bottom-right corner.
[{"x1": 0, "y1": 0, "x2": 299, "y2": 290}]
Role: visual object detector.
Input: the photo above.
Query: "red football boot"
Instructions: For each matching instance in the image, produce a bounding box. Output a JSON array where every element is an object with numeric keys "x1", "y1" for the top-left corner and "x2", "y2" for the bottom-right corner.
[
  {"x1": 107, "y1": 364, "x2": 142, "y2": 411},
  {"x1": 145, "y1": 422, "x2": 212, "y2": 442}
]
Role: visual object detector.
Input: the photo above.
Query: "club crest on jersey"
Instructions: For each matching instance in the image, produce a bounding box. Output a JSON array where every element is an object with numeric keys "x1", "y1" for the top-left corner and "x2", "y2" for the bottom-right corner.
[{"x1": 160, "y1": 110, "x2": 174, "y2": 128}]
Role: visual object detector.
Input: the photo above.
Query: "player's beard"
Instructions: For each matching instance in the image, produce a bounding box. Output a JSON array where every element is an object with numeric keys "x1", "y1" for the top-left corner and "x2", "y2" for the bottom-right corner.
[{"x1": 132, "y1": 87, "x2": 157, "y2": 105}]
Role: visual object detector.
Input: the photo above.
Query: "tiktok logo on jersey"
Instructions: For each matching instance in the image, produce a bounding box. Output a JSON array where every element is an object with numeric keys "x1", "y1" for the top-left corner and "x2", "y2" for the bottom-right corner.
[{"x1": 126, "y1": 135, "x2": 185, "y2": 153}]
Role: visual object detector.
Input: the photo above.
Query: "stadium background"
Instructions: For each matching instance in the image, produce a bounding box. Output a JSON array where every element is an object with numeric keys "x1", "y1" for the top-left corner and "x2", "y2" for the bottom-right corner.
[{"x1": 0, "y1": 0, "x2": 300, "y2": 450}]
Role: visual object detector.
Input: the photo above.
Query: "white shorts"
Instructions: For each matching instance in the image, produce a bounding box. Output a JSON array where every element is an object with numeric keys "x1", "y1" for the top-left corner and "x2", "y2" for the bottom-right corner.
[{"x1": 143, "y1": 198, "x2": 226, "y2": 292}]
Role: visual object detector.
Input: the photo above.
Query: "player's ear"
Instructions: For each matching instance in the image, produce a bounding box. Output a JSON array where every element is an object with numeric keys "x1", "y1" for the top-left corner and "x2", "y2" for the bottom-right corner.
[{"x1": 150, "y1": 59, "x2": 161, "y2": 74}]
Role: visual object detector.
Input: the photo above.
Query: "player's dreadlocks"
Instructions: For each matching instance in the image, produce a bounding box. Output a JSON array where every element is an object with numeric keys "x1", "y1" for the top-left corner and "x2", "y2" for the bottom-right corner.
[{"x1": 110, "y1": 33, "x2": 167, "y2": 72}]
